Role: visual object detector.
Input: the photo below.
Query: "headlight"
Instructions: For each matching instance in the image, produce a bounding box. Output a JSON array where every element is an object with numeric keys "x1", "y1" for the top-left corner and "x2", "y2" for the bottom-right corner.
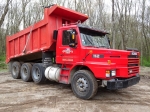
[{"x1": 111, "y1": 70, "x2": 116, "y2": 76}]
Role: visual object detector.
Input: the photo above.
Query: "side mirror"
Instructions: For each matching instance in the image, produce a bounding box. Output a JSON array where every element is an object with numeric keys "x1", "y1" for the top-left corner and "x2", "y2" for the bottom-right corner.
[
  {"x1": 67, "y1": 29, "x2": 77, "y2": 48},
  {"x1": 53, "y1": 30, "x2": 58, "y2": 40}
]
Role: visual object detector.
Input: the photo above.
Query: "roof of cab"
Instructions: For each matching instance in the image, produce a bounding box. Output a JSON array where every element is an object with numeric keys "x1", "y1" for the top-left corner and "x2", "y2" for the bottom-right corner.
[{"x1": 78, "y1": 24, "x2": 109, "y2": 34}]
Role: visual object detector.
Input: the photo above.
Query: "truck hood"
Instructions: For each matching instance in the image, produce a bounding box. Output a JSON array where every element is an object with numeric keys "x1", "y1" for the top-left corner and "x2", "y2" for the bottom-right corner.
[{"x1": 83, "y1": 47, "x2": 139, "y2": 66}]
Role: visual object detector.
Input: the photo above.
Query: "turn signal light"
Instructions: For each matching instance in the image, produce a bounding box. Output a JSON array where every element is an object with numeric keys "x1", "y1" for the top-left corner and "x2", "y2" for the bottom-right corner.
[{"x1": 106, "y1": 70, "x2": 110, "y2": 77}]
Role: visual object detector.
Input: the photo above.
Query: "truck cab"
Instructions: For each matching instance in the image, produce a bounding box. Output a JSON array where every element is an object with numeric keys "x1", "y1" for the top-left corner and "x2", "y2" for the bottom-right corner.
[
  {"x1": 50, "y1": 23, "x2": 140, "y2": 99},
  {"x1": 56, "y1": 23, "x2": 139, "y2": 78}
]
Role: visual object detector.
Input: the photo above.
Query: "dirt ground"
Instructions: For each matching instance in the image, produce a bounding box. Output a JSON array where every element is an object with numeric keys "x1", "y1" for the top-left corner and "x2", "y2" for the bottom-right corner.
[{"x1": 0, "y1": 67, "x2": 150, "y2": 112}]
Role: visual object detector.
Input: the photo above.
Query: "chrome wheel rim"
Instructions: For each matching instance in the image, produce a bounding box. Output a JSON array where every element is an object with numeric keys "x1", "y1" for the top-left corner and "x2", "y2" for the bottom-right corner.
[{"x1": 76, "y1": 77, "x2": 88, "y2": 92}]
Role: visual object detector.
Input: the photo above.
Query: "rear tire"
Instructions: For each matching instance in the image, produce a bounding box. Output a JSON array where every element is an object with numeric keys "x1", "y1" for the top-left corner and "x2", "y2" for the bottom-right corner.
[
  {"x1": 21, "y1": 63, "x2": 32, "y2": 82},
  {"x1": 32, "y1": 63, "x2": 46, "y2": 84},
  {"x1": 11, "y1": 62, "x2": 21, "y2": 79},
  {"x1": 71, "y1": 70, "x2": 98, "y2": 100}
]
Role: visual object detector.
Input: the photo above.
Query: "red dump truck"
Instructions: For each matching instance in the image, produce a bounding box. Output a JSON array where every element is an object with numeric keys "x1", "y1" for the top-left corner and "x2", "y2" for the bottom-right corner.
[{"x1": 6, "y1": 5, "x2": 140, "y2": 99}]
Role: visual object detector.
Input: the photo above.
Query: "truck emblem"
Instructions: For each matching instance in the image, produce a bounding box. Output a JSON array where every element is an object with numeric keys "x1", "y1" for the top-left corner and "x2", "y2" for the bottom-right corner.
[
  {"x1": 131, "y1": 52, "x2": 137, "y2": 55},
  {"x1": 62, "y1": 48, "x2": 73, "y2": 54}
]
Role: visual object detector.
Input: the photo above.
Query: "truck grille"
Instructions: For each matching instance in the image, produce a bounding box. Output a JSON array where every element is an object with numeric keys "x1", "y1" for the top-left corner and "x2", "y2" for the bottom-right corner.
[
  {"x1": 128, "y1": 66, "x2": 139, "y2": 74},
  {"x1": 128, "y1": 55, "x2": 138, "y2": 58},
  {"x1": 128, "y1": 58, "x2": 139, "y2": 67},
  {"x1": 128, "y1": 58, "x2": 139, "y2": 75}
]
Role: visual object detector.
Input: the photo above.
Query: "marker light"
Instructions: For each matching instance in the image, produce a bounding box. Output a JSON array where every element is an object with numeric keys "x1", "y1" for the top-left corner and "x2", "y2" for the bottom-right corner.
[
  {"x1": 107, "y1": 60, "x2": 111, "y2": 64},
  {"x1": 89, "y1": 50, "x2": 93, "y2": 54}
]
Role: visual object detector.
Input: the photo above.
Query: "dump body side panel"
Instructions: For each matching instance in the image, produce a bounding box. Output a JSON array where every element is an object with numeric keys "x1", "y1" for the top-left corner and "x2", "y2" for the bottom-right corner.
[
  {"x1": 6, "y1": 5, "x2": 88, "y2": 63},
  {"x1": 6, "y1": 20, "x2": 50, "y2": 63}
]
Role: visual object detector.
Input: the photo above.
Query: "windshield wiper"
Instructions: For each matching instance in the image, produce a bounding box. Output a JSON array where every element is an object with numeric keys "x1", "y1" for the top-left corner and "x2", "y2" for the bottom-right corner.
[{"x1": 98, "y1": 45, "x2": 109, "y2": 49}]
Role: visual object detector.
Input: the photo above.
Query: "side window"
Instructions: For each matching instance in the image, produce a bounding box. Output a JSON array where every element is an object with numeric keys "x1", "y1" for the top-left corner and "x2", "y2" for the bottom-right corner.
[{"x1": 62, "y1": 30, "x2": 71, "y2": 45}]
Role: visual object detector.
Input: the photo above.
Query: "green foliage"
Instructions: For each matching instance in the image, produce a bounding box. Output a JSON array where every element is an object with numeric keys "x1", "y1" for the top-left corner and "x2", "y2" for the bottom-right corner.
[
  {"x1": 0, "y1": 54, "x2": 5, "y2": 61},
  {"x1": 141, "y1": 57, "x2": 150, "y2": 67},
  {"x1": 0, "y1": 54, "x2": 7, "y2": 70}
]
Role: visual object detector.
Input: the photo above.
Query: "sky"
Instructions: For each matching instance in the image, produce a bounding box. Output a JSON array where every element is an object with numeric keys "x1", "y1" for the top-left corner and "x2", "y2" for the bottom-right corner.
[{"x1": 104, "y1": 0, "x2": 112, "y2": 8}]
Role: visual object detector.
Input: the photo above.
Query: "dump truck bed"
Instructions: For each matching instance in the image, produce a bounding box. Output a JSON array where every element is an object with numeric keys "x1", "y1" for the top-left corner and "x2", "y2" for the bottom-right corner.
[{"x1": 6, "y1": 5, "x2": 88, "y2": 63}]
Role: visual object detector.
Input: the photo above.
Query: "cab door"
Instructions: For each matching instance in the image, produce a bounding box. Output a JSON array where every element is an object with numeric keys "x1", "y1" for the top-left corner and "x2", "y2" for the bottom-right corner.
[{"x1": 56, "y1": 28, "x2": 79, "y2": 64}]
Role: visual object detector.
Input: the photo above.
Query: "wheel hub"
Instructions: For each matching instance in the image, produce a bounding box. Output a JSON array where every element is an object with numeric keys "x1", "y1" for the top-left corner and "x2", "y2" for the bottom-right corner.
[{"x1": 76, "y1": 78, "x2": 88, "y2": 92}]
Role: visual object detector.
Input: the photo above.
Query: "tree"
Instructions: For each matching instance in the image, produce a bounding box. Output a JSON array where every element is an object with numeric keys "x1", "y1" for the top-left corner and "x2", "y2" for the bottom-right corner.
[
  {"x1": 21, "y1": 0, "x2": 30, "y2": 29},
  {"x1": 0, "y1": 0, "x2": 11, "y2": 28},
  {"x1": 112, "y1": 0, "x2": 115, "y2": 49}
]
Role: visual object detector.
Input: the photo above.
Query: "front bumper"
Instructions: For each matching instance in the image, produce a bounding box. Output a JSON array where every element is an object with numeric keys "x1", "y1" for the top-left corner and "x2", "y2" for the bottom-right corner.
[{"x1": 107, "y1": 75, "x2": 140, "y2": 90}]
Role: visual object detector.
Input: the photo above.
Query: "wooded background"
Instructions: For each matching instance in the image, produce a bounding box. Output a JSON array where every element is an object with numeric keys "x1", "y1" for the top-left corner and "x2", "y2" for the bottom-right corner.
[{"x1": 0, "y1": 0, "x2": 150, "y2": 66}]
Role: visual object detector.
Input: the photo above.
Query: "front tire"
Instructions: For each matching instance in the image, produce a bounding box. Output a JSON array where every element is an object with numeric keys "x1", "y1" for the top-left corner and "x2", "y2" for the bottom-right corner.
[
  {"x1": 21, "y1": 63, "x2": 32, "y2": 82},
  {"x1": 71, "y1": 70, "x2": 98, "y2": 100},
  {"x1": 32, "y1": 63, "x2": 46, "y2": 84},
  {"x1": 11, "y1": 62, "x2": 21, "y2": 79}
]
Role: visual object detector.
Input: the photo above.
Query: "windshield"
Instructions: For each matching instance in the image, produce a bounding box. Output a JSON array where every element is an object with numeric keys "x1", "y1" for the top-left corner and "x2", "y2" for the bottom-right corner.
[{"x1": 79, "y1": 28, "x2": 110, "y2": 48}]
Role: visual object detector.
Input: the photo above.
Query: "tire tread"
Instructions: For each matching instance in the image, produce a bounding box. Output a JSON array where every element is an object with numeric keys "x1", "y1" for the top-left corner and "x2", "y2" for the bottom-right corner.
[
  {"x1": 21, "y1": 63, "x2": 32, "y2": 82},
  {"x1": 11, "y1": 61, "x2": 21, "y2": 79}
]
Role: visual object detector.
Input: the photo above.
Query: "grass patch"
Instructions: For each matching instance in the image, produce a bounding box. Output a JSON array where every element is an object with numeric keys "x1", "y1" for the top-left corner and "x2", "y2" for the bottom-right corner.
[
  {"x1": 141, "y1": 57, "x2": 150, "y2": 67},
  {"x1": 0, "y1": 54, "x2": 7, "y2": 70}
]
